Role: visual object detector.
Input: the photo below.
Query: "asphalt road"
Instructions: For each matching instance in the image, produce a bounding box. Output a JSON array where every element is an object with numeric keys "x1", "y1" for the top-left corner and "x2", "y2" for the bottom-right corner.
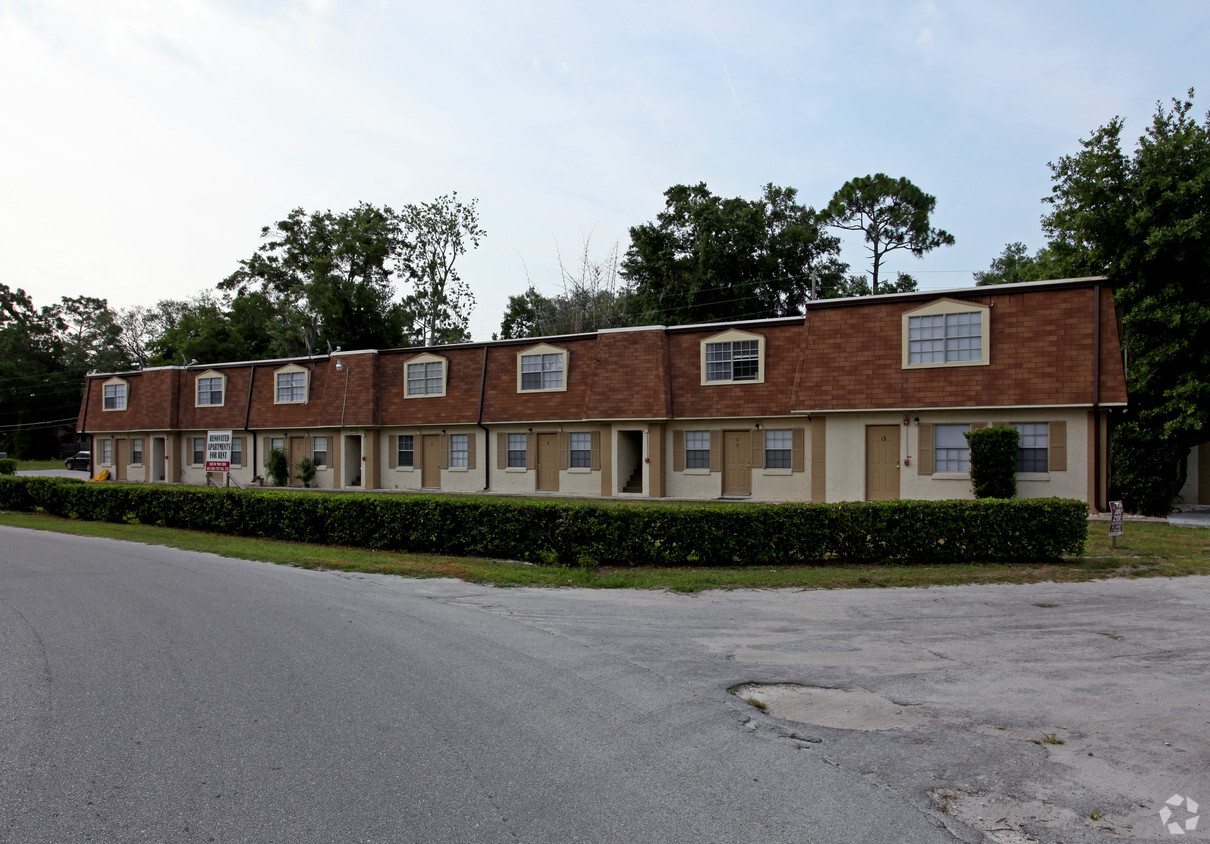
[{"x1": 0, "y1": 527, "x2": 966, "y2": 844}]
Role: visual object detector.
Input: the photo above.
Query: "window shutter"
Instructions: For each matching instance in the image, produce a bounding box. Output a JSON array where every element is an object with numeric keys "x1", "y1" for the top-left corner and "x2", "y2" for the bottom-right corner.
[
  {"x1": 971, "y1": 422, "x2": 988, "y2": 431},
  {"x1": 918, "y1": 423, "x2": 934, "y2": 475},
  {"x1": 467, "y1": 434, "x2": 476, "y2": 470},
  {"x1": 497, "y1": 433, "x2": 506, "y2": 470},
  {"x1": 559, "y1": 432, "x2": 569, "y2": 470},
  {"x1": 792, "y1": 428, "x2": 806, "y2": 473},
  {"x1": 263, "y1": 438, "x2": 270, "y2": 467},
  {"x1": 709, "y1": 430, "x2": 721, "y2": 473},
  {"x1": 439, "y1": 433, "x2": 449, "y2": 470},
  {"x1": 673, "y1": 430, "x2": 685, "y2": 472},
  {"x1": 590, "y1": 431, "x2": 600, "y2": 471},
  {"x1": 526, "y1": 433, "x2": 536, "y2": 470},
  {"x1": 1049, "y1": 421, "x2": 1067, "y2": 471},
  {"x1": 388, "y1": 435, "x2": 397, "y2": 469},
  {"x1": 751, "y1": 430, "x2": 765, "y2": 469}
]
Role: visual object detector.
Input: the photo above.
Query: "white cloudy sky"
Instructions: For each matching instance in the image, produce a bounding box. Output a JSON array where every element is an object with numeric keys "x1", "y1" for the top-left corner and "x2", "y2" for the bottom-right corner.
[{"x1": 1, "y1": 0, "x2": 1206, "y2": 340}]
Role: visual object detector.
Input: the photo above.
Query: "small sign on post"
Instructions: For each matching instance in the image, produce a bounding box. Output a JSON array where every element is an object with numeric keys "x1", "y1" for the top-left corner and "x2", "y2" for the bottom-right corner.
[
  {"x1": 205, "y1": 430, "x2": 232, "y2": 474},
  {"x1": 1108, "y1": 500, "x2": 1125, "y2": 549}
]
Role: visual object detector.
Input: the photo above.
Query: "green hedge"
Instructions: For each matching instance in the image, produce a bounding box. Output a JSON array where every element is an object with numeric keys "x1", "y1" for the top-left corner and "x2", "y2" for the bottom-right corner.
[{"x1": 0, "y1": 476, "x2": 1089, "y2": 565}]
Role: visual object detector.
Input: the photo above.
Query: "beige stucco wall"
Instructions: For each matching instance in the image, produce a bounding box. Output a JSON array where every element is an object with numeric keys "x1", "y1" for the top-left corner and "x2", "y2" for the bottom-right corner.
[
  {"x1": 379, "y1": 427, "x2": 486, "y2": 493},
  {"x1": 823, "y1": 409, "x2": 1091, "y2": 503}
]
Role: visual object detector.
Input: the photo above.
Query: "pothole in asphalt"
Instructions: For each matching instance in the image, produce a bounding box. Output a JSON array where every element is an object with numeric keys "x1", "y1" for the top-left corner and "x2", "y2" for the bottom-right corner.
[{"x1": 730, "y1": 683, "x2": 928, "y2": 731}]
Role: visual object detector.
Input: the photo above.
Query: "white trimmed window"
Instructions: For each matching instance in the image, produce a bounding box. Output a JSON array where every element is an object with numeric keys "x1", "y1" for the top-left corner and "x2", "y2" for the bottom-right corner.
[
  {"x1": 450, "y1": 434, "x2": 469, "y2": 468},
  {"x1": 397, "y1": 435, "x2": 414, "y2": 468},
  {"x1": 312, "y1": 436, "x2": 328, "y2": 467},
  {"x1": 701, "y1": 329, "x2": 765, "y2": 385},
  {"x1": 569, "y1": 432, "x2": 592, "y2": 468},
  {"x1": 231, "y1": 437, "x2": 243, "y2": 467},
  {"x1": 903, "y1": 299, "x2": 990, "y2": 368},
  {"x1": 934, "y1": 424, "x2": 970, "y2": 473},
  {"x1": 191, "y1": 437, "x2": 206, "y2": 466},
  {"x1": 517, "y1": 344, "x2": 568, "y2": 393},
  {"x1": 1013, "y1": 423, "x2": 1049, "y2": 473},
  {"x1": 196, "y1": 372, "x2": 225, "y2": 406},
  {"x1": 406, "y1": 354, "x2": 447, "y2": 397},
  {"x1": 131, "y1": 438, "x2": 144, "y2": 464},
  {"x1": 685, "y1": 431, "x2": 711, "y2": 469},
  {"x1": 274, "y1": 365, "x2": 308, "y2": 404},
  {"x1": 764, "y1": 430, "x2": 793, "y2": 469},
  {"x1": 507, "y1": 433, "x2": 527, "y2": 467},
  {"x1": 101, "y1": 439, "x2": 113, "y2": 464},
  {"x1": 102, "y1": 378, "x2": 127, "y2": 411}
]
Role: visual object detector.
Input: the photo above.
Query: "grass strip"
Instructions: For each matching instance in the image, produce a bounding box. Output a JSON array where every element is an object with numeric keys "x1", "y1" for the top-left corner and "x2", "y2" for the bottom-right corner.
[{"x1": 2, "y1": 511, "x2": 1206, "y2": 592}]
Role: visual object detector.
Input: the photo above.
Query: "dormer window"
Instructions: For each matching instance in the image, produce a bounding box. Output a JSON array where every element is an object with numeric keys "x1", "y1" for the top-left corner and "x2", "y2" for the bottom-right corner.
[
  {"x1": 102, "y1": 377, "x2": 128, "y2": 411},
  {"x1": 405, "y1": 353, "x2": 448, "y2": 398},
  {"x1": 274, "y1": 364, "x2": 309, "y2": 404},
  {"x1": 517, "y1": 344, "x2": 568, "y2": 393},
  {"x1": 700, "y1": 329, "x2": 765, "y2": 385},
  {"x1": 195, "y1": 370, "x2": 226, "y2": 407},
  {"x1": 903, "y1": 299, "x2": 990, "y2": 369}
]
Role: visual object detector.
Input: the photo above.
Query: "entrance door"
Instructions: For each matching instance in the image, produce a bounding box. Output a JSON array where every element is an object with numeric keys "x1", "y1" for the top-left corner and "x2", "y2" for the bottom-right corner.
[
  {"x1": 537, "y1": 433, "x2": 559, "y2": 492},
  {"x1": 865, "y1": 425, "x2": 900, "y2": 500},
  {"x1": 114, "y1": 440, "x2": 127, "y2": 481},
  {"x1": 722, "y1": 430, "x2": 752, "y2": 496},
  {"x1": 152, "y1": 437, "x2": 166, "y2": 482},
  {"x1": 289, "y1": 436, "x2": 307, "y2": 485},
  {"x1": 422, "y1": 434, "x2": 442, "y2": 489}
]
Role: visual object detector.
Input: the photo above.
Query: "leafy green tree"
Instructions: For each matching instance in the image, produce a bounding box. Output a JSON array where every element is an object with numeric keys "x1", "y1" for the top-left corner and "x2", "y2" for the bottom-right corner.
[
  {"x1": 219, "y1": 203, "x2": 409, "y2": 354},
  {"x1": 1042, "y1": 91, "x2": 1210, "y2": 514},
  {"x1": 833, "y1": 271, "x2": 919, "y2": 298},
  {"x1": 396, "y1": 193, "x2": 485, "y2": 345},
  {"x1": 824, "y1": 174, "x2": 955, "y2": 294},
  {"x1": 621, "y1": 182, "x2": 845, "y2": 326},
  {"x1": 973, "y1": 242, "x2": 1063, "y2": 286}
]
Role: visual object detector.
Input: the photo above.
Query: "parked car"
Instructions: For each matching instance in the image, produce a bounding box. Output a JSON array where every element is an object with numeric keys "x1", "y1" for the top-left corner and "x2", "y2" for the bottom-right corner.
[{"x1": 65, "y1": 451, "x2": 92, "y2": 471}]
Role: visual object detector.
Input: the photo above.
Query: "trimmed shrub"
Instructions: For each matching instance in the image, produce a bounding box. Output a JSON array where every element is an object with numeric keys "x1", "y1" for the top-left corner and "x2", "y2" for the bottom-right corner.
[
  {"x1": 0, "y1": 476, "x2": 1090, "y2": 565},
  {"x1": 266, "y1": 448, "x2": 289, "y2": 487},
  {"x1": 967, "y1": 426, "x2": 1018, "y2": 499},
  {"x1": 0, "y1": 458, "x2": 16, "y2": 475}
]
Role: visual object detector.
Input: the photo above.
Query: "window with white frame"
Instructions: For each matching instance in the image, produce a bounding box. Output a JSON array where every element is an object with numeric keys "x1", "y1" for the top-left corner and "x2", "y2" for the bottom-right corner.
[
  {"x1": 406, "y1": 357, "x2": 446, "y2": 397},
  {"x1": 101, "y1": 439, "x2": 113, "y2": 464},
  {"x1": 312, "y1": 436, "x2": 328, "y2": 467},
  {"x1": 450, "y1": 434, "x2": 469, "y2": 468},
  {"x1": 520, "y1": 353, "x2": 563, "y2": 391},
  {"x1": 1013, "y1": 423, "x2": 1049, "y2": 473},
  {"x1": 569, "y1": 432, "x2": 591, "y2": 468},
  {"x1": 192, "y1": 437, "x2": 206, "y2": 465},
  {"x1": 685, "y1": 431, "x2": 711, "y2": 469},
  {"x1": 196, "y1": 374, "x2": 224, "y2": 406},
  {"x1": 700, "y1": 330, "x2": 764, "y2": 385},
  {"x1": 131, "y1": 438, "x2": 144, "y2": 464},
  {"x1": 902, "y1": 300, "x2": 990, "y2": 369},
  {"x1": 397, "y1": 435, "x2": 414, "y2": 467},
  {"x1": 231, "y1": 437, "x2": 243, "y2": 467},
  {"x1": 507, "y1": 434, "x2": 527, "y2": 468},
  {"x1": 706, "y1": 340, "x2": 759, "y2": 382},
  {"x1": 268, "y1": 437, "x2": 284, "y2": 463},
  {"x1": 274, "y1": 367, "x2": 307, "y2": 403},
  {"x1": 102, "y1": 380, "x2": 127, "y2": 411},
  {"x1": 764, "y1": 430, "x2": 793, "y2": 469},
  {"x1": 934, "y1": 424, "x2": 970, "y2": 473}
]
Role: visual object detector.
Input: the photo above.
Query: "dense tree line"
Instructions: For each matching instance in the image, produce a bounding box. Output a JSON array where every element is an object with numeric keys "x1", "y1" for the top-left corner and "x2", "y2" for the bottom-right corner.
[{"x1": 975, "y1": 91, "x2": 1209, "y2": 514}]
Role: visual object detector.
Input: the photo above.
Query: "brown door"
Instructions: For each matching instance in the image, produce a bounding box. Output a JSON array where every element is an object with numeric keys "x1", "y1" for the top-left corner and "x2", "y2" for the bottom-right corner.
[
  {"x1": 722, "y1": 430, "x2": 752, "y2": 496},
  {"x1": 114, "y1": 440, "x2": 127, "y2": 481},
  {"x1": 537, "y1": 433, "x2": 559, "y2": 491},
  {"x1": 289, "y1": 436, "x2": 306, "y2": 484},
  {"x1": 865, "y1": 425, "x2": 900, "y2": 500},
  {"x1": 422, "y1": 434, "x2": 442, "y2": 489}
]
